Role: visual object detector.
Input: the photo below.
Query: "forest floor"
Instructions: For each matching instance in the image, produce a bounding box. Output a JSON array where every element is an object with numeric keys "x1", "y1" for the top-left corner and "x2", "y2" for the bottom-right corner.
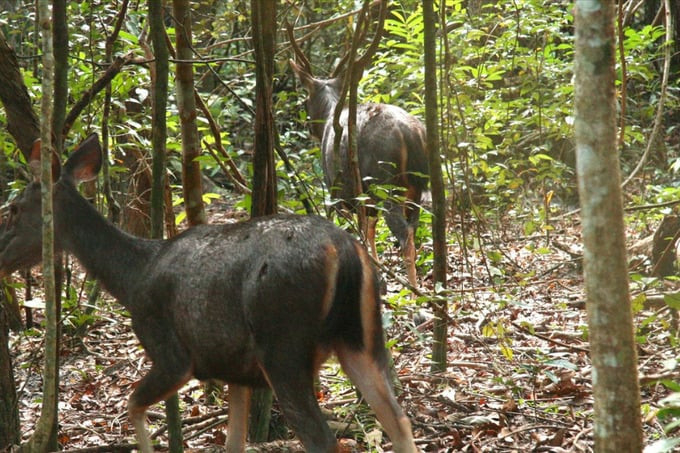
[{"x1": 6, "y1": 202, "x2": 680, "y2": 452}]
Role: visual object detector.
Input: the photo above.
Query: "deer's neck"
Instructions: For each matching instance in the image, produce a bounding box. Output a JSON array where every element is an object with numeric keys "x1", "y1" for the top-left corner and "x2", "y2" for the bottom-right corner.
[
  {"x1": 309, "y1": 84, "x2": 341, "y2": 140},
  {"x1": 54, "y1": 182, "x2": 161, "y2": 304}
]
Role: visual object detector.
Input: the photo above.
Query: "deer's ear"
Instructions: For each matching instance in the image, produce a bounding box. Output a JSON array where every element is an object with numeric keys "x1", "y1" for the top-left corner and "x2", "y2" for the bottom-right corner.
[
  {"x1": 28, "y1": 138, "x2": 62, "y2": 182},
  {"x1": 63, "y1": 133, "x2": 102, "y2": 183}
]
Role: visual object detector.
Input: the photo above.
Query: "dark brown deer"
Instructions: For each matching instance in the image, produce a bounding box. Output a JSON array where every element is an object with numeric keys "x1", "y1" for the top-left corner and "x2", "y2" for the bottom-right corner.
[
  {"x1": 288, "y1": 32, "x2": 429, "y2": 289},
  {"x1": 0, "y1": 134, "x2": 417, "y2": 453}
]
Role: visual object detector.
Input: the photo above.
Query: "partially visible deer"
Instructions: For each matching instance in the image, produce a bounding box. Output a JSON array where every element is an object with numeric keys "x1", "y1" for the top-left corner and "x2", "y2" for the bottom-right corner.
[
  {"x1": 288, "y1": 28, "x2": 429, "y2": 289},
  {"x1": 0, "y1": 134, "x2": 417, "y2": 453}
]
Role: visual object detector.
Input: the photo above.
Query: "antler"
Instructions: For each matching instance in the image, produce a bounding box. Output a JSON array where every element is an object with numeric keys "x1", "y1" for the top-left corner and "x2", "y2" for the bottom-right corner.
[{"x1": 285, "y1": 20, "x2": 313, "y2": 76}]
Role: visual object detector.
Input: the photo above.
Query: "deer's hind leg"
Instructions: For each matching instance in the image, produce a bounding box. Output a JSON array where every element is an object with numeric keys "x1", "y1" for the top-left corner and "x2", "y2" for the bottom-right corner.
[
  {"x1": 256, "y1": 343, "x2": 339, "y2": 452},
  {"x1": 128, "y1": 357, "x2": 193, "y2": 453},
  {"x1": 384, "y1": 198, "x2": 419, "y2": 288},
  {"x1": 226, "y1": 384, "x2": 251, "y2": 453},
  {"x1": 336, "y1": 344, "x2": 417, "y2": 453}
]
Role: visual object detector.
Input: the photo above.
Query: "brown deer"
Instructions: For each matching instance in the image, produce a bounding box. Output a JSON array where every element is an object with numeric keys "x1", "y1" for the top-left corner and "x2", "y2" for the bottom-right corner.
[
  {"x1": 0, "y1": 134, "x2": 417, "y2": 453},
  {"x1": 288, "y1": 30, "x2": 429, "y2": 289}
]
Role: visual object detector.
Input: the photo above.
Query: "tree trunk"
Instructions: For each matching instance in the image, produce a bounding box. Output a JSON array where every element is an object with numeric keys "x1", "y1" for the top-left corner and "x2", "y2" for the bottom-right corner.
[
  {"x1": 423, "y1": 0, "x2": 448, "y2": 373},
  {"x1": 52, "y1": 0, "x2": 67, "y2": 152},
  {"x1": 0, "y1": 301, "x2": 19, "y2": 450},
  {"x1": 147, "y1": 1, "x2": 181, "y2": 450},
  {"x1": 250, "y1": 0, "x2": 277, "y2": 218},
  {"x1": 574, "y1": 1, "x2": 643, "y2": 451},
  {"x1": 249, "y1": 0, "x2": 278, "y2": 441},
  {"x1": 174, "y1": 0, "x2": 205, "y2": 226},
  {"x1": 25, "y1": 0, "x2": 59, "y2": 450},
  {"x1": 148, "y1": 0, "x2": 169, "y2": 240}
]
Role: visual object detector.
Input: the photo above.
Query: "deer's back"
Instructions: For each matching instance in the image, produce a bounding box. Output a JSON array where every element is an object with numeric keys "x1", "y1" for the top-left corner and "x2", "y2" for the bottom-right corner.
[
  {"x1": 130, "y1": 214, "x2": 370, "y2": 383},
  {"x1": 321, "y1": 103, "x2": 429, "y2": 200}
]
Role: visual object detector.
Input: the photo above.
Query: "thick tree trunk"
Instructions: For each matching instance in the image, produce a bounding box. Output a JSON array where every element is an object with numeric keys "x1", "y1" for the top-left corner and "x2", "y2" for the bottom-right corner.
[{"x1": 574, "y1": 1, "x2": 643, "y2": 451}]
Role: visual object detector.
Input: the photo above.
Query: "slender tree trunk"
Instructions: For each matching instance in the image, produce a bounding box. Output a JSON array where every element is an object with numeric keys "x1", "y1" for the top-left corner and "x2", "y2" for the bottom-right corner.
[
  {"x1": 148, "y1": 0, "x2": 169, "y2": 240},
  {"x1": 26, "y1": 0, "x2": 59, "y2": 450},
  {"x1": 147, "y1": 1, "x2": 181, "y2": 450},
  {"x1": 174, "y1": 0, "x2": 205, "y2": 226},
  {"x1": 43, "y1": 0, "x2": 68, "y2": 448},
  {"x1": 249, "y1": 0, "x2": 278, "y2": 442},
  {"x1": 574, "y1": 1, "x2": 643, "y2": 451},
  {"x1": 52, "y1": 0, "x2": 67, "y2": 152},
  {"x1": 423, "y1": 0, "x2": 448, "y2": 372}
]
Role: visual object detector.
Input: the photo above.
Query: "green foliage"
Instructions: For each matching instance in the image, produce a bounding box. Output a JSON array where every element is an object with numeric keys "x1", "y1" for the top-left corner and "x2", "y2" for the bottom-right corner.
[{"x1": 0, "y1": 0, "x2": 672, "y2": 225}]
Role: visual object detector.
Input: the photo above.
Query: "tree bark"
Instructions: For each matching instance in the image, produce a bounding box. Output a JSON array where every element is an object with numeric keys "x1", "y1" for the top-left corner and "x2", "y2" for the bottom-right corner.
[
  {"x1": 250, "y1": 0, "x2": 277, "y2": 218},
  {"x1": 174, "y1": 0, "x2": 206, "y2": 226},
  {"x1": 249, "y1": 0, "x2": 278, "y2": 441},
  {"x1": 148, "y1": 0, "x2": 169, "y2": 240},
  {"x1": 574, "y1": 1, "x2": 643, "y2": 451},
  {"x1": 0, "y1": 301, "x2": 19, "y2": 450},
  {"x1": 423, "y1": 0, "x2": 448, "y2": 373}
]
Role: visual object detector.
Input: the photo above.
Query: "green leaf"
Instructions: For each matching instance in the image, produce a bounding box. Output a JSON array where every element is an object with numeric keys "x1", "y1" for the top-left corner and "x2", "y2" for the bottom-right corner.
[{"x1": 663, "y1": 293, "x2": 680, "y2": 310}]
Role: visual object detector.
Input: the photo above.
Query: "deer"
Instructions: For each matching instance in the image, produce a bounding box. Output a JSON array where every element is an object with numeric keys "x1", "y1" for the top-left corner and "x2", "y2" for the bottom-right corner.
[
  {"x1": 288, "y1": 25, "x2": 430, "y2": 290},
  {"x1": 0, "y1": 134, "x2": 418, "y2": 453}
]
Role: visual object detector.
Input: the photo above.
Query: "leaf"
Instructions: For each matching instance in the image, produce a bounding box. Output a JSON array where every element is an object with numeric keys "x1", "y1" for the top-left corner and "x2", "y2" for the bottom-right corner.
[
  {"x1": 663, "y1": 293, "x2": 680, "y2": 310},
  {"x1": 500, "y1": 343, "x2": 514, "y2": 361}
]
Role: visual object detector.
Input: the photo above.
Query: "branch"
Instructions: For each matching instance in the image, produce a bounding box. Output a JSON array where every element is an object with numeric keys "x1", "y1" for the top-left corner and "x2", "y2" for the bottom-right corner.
[
  {"x1": 355, "y1": 0, "x2": 388, "y2": 71},
  {"x1": 62, "y1": 53, "x2": 134, "y2": 138}
]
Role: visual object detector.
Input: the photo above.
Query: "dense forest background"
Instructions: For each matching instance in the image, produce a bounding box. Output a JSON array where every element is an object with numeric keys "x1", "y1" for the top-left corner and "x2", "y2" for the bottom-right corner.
[{"x1": 1, "y1": 0, "x2": 680, "y2": 451}]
